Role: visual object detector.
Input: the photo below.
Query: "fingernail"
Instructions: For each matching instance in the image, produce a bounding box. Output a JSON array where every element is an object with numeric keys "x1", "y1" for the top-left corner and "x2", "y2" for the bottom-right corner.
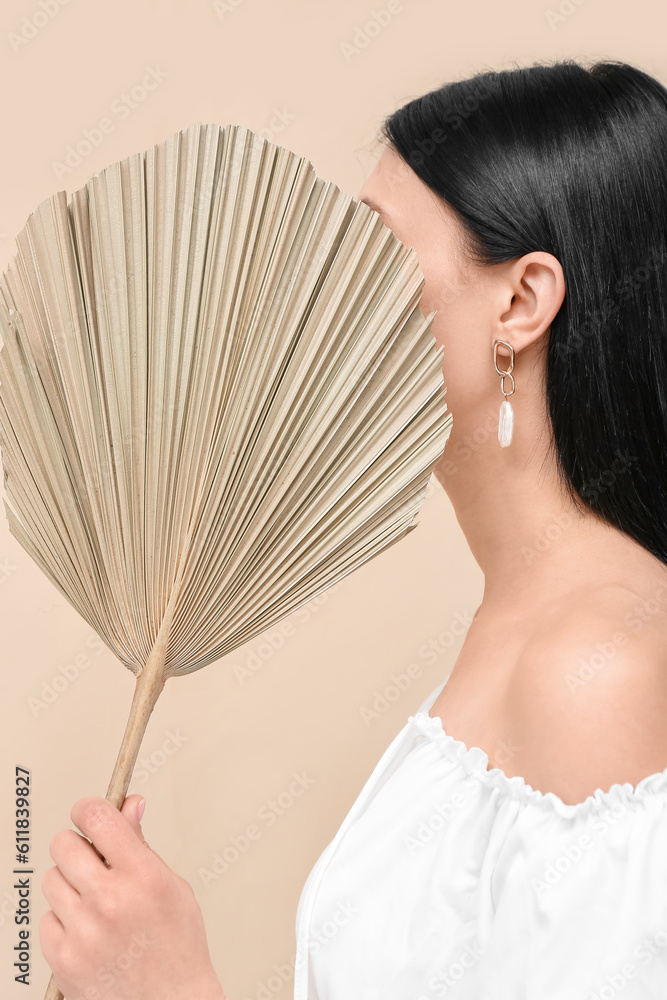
[{"x1": 137, "y1": 798, "x2": 146, "y2": 823}]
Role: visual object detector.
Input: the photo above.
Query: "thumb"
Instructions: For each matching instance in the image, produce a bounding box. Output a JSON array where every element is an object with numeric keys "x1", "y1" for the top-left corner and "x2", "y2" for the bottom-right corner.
[{"x1": 120, "y1": 793, "x2": 147, "y2": 843}]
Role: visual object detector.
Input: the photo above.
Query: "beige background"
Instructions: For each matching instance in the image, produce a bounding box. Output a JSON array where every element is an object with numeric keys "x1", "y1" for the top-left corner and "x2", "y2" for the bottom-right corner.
[{"x1": 0, "y1": 1, "x2": 664, "y2": 997}]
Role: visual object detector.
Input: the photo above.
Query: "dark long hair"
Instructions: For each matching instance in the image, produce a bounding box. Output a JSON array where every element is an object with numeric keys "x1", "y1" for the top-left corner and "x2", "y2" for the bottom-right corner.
[{"x1": 380, "y1": 59, "x2": 667, "y2": 568}]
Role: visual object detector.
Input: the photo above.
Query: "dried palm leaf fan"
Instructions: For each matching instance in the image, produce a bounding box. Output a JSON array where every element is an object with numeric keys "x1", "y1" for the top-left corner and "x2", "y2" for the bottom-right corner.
[{"x1": 0, "y1": 122, "x2": 452, "y2": 1000}]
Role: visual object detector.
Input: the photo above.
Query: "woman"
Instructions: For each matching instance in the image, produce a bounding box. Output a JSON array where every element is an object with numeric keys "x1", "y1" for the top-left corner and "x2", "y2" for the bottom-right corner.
[{"x1": 40, "y1": 58, "x2": 667, "y2": 1000}]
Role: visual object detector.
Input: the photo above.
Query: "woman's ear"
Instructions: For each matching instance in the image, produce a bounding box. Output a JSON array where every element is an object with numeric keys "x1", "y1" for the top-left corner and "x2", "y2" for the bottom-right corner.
[{"x1": 495, "y1": 251, "x2": 566, "y2": 352}]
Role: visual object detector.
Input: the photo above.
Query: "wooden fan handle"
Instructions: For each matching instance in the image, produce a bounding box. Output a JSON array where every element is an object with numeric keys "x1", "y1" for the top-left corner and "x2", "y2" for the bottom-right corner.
[
  {"x1": 41, "y1": 600, "x2": 174, "y2": 1000},
  {"x1": 42, "y1": 973, "x2": 63, "y2": 1000}
]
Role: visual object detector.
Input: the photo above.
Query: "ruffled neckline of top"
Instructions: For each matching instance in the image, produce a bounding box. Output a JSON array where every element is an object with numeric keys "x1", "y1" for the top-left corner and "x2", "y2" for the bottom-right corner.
[{"x1": 408, "y1": 709, "x2": 667, "y2": 820}]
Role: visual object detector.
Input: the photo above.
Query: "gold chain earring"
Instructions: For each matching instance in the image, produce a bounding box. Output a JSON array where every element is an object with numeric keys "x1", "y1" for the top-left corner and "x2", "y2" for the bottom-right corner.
[{"x1": 493, "y1": 339, "x2": 515, "y2": 447}]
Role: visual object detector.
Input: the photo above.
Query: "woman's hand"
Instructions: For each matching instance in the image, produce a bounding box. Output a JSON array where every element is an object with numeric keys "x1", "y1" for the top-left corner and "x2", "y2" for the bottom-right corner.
[{"x1": 39, "y1": 794, "x2": 227, "y2": 1000}]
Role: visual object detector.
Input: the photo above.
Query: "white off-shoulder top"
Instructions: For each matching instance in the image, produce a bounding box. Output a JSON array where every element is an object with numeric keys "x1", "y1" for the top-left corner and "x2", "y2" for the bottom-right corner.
[{"x1": 293, "y1": 677, "x2": 667, "y2": 999}]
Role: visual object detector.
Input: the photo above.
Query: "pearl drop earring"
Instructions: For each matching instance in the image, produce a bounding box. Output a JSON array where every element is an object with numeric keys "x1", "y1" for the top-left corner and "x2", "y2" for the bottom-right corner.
[{"x1": 493, "y1": 339, "x2": 515, "y2": 447}]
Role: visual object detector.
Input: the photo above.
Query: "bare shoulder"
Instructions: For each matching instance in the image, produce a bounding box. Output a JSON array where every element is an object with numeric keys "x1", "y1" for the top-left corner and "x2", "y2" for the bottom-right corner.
[{"x1": 502, "y1": 583, "x2": 667, "y2": 805}]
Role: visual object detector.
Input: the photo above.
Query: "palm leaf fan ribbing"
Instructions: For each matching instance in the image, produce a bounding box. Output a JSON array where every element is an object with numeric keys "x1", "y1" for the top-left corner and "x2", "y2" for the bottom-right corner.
[{"x1": 0, "y1": 121, "x2": 452, "y2": 1000}]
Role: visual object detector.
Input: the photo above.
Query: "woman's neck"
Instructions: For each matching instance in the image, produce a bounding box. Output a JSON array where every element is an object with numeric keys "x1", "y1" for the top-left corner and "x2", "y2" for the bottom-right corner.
[{"x1": 434, "y1": 402, "x2": 667, "y2": 614}]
